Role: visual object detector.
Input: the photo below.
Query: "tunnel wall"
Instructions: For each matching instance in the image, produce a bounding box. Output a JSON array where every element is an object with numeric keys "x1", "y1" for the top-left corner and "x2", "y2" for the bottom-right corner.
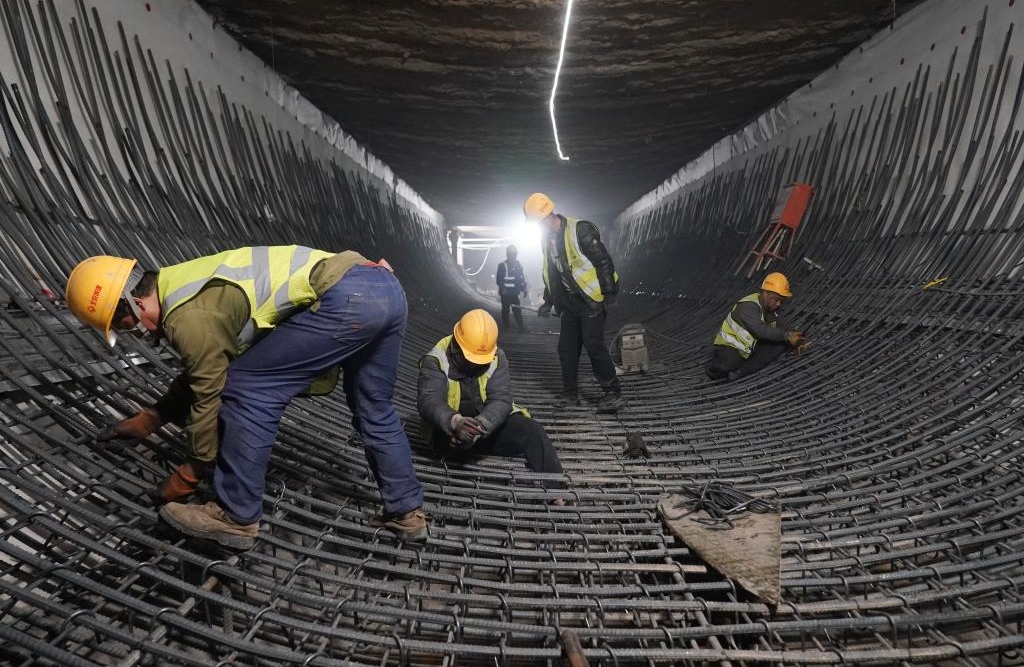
[
  {"x1": 0, "y1": 0, "x2": 450, "y2": 301},
  {"x1": 614, "y1": 0, "x2": 1024, "y2": 307}
]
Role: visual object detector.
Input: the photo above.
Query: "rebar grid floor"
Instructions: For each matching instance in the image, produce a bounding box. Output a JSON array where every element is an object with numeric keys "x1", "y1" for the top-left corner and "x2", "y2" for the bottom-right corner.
[{"x1": 1, "y1": 290, "x2": 1022, "y2": 666}]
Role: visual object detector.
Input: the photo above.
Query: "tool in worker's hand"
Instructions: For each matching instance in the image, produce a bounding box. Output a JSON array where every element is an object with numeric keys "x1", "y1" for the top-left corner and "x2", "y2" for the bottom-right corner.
[{"x1": 536, "y1": 302, "x2": 552, "y2": 318}]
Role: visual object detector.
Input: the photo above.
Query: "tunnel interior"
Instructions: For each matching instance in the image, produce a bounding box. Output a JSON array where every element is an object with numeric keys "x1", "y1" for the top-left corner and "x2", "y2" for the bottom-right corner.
[{"x1": 1, "y1": 0, "x2": 1023, "y2": 665}]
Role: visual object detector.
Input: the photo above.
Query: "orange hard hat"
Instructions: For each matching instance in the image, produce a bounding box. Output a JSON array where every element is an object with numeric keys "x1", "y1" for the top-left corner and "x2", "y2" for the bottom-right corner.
[
  {"x1": 66, "y1": 255, "x2": 140, "y2": 346},
  {"x1": 453, "y1": 309, "x2": 498, "y2": 364},
  {"x1": 761, "y1": 272, "x2": 792, "y2": 298},
  {"x1": 523, "y1": 192, "x2": 555, "y2": 221}
]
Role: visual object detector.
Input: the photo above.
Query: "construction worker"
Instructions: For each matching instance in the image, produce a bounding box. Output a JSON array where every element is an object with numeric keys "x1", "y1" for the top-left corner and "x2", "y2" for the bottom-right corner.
[
  {"x1": 65, "y1": 247, "x2": 427, "y2": 547},
  {"x1": 705, "y1": 272, "x2": 808, "y2": 381},
  {"x1": 417, "y1": 310, "x2": 564, "y2": 494},
  {"x1": 495, "y1": 244, "x2": 527, "y2": 332},
  {"x1": 524, "y1": 192, "x2": 622, "y2": 413}
]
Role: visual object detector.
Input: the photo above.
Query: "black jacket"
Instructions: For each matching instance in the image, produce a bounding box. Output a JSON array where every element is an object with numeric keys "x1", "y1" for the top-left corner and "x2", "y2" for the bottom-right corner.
[
  {"x1": 542, "y1": 215, "x2": 617, "y2": 309},
  {"x1": 417, "y1": 344, "x2": 513, "y2": 440},
  {"x1": 496, "y1": 259, "x2": 526, "y2": 295}
]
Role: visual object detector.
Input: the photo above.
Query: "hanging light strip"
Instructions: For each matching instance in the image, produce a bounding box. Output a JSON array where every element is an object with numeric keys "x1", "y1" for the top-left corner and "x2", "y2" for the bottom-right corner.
[{"x1": 549, "y1": 0, "x2": 574, "y2": 161}]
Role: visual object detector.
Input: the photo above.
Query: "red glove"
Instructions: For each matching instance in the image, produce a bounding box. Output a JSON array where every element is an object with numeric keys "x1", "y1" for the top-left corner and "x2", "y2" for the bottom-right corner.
[{"x1": 96, "y1": 408, "x2": 162, "y2": 442}]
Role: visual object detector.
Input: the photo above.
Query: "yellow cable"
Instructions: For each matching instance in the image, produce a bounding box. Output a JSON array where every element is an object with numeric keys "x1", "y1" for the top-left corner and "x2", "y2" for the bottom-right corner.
[{"x1": 922, "y1": 276, "x2": 948, "y2": 290}]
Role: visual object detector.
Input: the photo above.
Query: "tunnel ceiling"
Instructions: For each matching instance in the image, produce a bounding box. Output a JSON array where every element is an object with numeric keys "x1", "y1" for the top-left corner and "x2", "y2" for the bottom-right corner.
[{"x1": 196, "y1": 0, "x2": 924, "y2": 228}]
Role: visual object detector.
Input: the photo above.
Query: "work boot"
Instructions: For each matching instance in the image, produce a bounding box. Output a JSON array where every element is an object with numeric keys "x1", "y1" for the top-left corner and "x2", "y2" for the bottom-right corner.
[
  {"x1": 151, "y1": 460, "x2": 210, "y2": 504},
  {"x1": 368, "y1": 508, "x2": 429, "y2": 542},
  {"x1": 596, "y1": 391, "x2": 623, "y2": 414},
  {"x1": 159, "y1": 501, "x2": 258, "y2": 549},
  {"x1": 553, "y1": 393, "x2": 580, "y2": 408}
]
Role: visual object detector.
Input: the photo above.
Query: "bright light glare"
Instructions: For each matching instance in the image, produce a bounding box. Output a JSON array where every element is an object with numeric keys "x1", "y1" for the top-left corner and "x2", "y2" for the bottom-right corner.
[
  {"x1": 513, "y1": 222, "x2": 543, "y2": 250},
  {"x1": 549, "y1": 0, "x2": 574, "y2": 161}
]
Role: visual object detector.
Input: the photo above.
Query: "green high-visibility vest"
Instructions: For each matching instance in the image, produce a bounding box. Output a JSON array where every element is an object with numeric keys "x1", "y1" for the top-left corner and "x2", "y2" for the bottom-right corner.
[
  {"x1": 426, "y1": 336, "x2": 529, "y2": 417},
  {"x1": 158, "y1": 245, "x2": 334, "y2": 350},
  {"x1": 713, "y1": 293, "x2": 761, "y2": 358},
  {"x1": 542, "y1": 217, "x2": 618, "y2": 304}
]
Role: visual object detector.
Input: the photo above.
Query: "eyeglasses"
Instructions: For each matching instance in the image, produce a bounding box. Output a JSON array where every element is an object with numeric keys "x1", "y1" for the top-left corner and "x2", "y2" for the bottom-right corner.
[{"x1": 111, "y1": 297, "x2": 148, "y2": 338}]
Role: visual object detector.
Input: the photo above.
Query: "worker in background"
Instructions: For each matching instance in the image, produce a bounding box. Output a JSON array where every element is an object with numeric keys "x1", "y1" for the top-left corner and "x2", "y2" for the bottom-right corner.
[
  {"x1": 418, "y1": 310, "x2": 565, "y2": 498},
  {"x1": 524, "y1": 192, "x2": 622, "y2": 413},
  {"x1": 65, "y1": 247, "x2": 427, "y2": 547},
  {"x1": 705, "y1": 272, "x2": 809, "y2": 381},
  {"x1": 495, "y1": 244, "x2": 527, "y2": 332}
]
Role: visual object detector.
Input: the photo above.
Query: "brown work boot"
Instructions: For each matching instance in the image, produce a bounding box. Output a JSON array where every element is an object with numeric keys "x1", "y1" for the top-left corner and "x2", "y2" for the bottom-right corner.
[
  {"x1": 368, "y1": 508, "x2": 429, "y2": 542},
  {"x1": 159, "y1": 501, "x2": 258, "y2": 549},
  {"x1": 151, "y1": 460, "x2": 209, "y2": 504}
]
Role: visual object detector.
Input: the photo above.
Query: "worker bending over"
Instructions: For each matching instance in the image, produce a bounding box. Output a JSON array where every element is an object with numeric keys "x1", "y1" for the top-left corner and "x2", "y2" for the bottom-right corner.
[
  {"x1": 524, "y1": 192, "x2": 622, "y2": 413},
  {"x1": 495, "y1": 244, "x2": 527, "y2": 332},
  {"x1": 418, "y1": 310, "x2": 564, "y2": 491},
  {"x1": 705, "y1": 272, "x2": 808, "y2": 381},
  {"x1": 66, "y1": 246, "x2": 426, "y2": 547}
]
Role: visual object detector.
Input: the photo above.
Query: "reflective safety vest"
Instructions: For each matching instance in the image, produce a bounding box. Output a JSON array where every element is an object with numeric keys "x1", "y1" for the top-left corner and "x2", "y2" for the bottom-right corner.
[
  {"x1": 158, "y1": 246, "x2": 334, "y2": 349},
  {"x1": 499, "y1": 260, "x2": 522, "y2": 290},
  {"x1": 542, "y1": 217, "x2": 618, "y2": 304},
  {"x1": 713, "y1": 293, "x2": 761, "y2": 358},
  {"x1": 426, "y1": 336, "x2": 529, "y2": 417}
]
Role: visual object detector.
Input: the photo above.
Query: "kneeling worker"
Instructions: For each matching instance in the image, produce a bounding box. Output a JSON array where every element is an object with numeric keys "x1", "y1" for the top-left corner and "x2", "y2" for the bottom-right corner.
[
  {"x1": 705, "y1": 272, "x2": 808, "y2": 381},
  {"x1": 418, "y1": 310, "x2": 564, "y2": 484}
]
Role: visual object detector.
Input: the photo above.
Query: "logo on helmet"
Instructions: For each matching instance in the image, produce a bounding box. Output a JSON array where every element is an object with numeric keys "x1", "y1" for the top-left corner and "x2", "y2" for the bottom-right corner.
[{"x1": 87, "y1": 284, "x2": 102, "y2": 313}]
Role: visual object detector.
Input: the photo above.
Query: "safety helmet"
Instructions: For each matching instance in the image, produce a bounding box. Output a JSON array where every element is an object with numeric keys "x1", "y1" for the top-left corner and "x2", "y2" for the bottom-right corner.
[
  {"x1": 523, "y1": 192, "x2": 555, "y2": 221},
  {"x1": 761, "y1": 272, "x2": 792, "y2": 298},
  {"x1": 66, "y1": 255, "x2": 143, "y2": 346},
  {"x1": 453, "y1": 309, "x2": 499, "y2": 364},
  {"x1": 506, "y1": 244, "x2": 517, "y2": 255}
]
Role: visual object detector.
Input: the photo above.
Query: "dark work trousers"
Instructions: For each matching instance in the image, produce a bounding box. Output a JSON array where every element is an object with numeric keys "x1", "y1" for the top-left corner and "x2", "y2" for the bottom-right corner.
[
  {"x1": 705, "y1": 341, "x2": 787, "y2": 380},
  {"x1": 442, "y1": 413, "x2": 563, "y2": 476},
  {"x1": 500, "y1": 290, "x2": 524, "y2": 330},
  {"x1": 558, "y1": 297, "x2": 620, "y2": 396},
  {"x1": 214, "y1": 265, "x2": 424, "y2": 525}
]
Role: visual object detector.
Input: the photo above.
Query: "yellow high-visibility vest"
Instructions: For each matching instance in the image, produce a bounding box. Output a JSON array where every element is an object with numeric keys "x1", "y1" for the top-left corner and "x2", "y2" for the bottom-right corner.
[
  {"x1": 426, "y1": 336, "x2": 529, "y2": 417},
  {"x1": 542, "y1": 217, "x2": 618, "y2": 304},
  {"x1": 713, "y1": 293, "x2": 761, "y2": 358},
  {"x1": 158, "y1": 245, "x2": 333, "y2": 349}
]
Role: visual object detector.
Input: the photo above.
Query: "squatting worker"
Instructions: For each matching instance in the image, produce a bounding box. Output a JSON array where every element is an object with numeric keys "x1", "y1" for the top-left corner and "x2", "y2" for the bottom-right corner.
[
  {"x1": 66, "y1": 247, "x2": 427, "y2": 547},
  {"x1": 705, "y1": 272, "x2": 808, "y2": 382},
  {"x1": 417, "y1": 310, "x2": 565, "y2": 501},
  {"x1": 524, "y1": 192, "x2": 622, "y2": 414}
]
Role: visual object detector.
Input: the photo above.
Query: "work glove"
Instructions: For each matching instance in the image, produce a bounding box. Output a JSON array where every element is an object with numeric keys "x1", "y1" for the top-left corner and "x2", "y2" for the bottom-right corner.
[
  {"x1": 784, "y1": 330, "x2": 810, "y2": 354},
  {"x1": 449, "y1": 414, "x2": 484, "y2": 448},
  {"x1": 603, "y1": 293, "x2": 617, "y2": 308},
  {"x1": 96, "y1": 408, "x2": 162, "y2": 442},
  {"x1": 537, "y1": 302, "x2": 552, "y2": 318}
]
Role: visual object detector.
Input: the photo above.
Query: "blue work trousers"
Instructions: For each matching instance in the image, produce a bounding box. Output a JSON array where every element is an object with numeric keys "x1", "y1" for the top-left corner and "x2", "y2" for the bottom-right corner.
[{"x1": 214, "y1": 264, "x2": 424, "y2": 524}]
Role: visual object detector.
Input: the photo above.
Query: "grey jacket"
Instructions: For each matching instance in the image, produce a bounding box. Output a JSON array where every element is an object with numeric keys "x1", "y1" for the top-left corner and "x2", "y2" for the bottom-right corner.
[
  {"x1": 732, "y1": 300, "x2": 791, "y2": 343},
  {"x1": 417, "y1": 344, "x2": 513, "y2": 437}
]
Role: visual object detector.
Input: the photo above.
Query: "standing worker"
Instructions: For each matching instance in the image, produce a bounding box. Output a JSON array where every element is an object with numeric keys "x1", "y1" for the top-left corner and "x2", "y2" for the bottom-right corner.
[
  {"x1": 417, "y1": 310, "x2": 564, "y2": 496},
  {"x1": 495, "y1": 244, "x2": 527, "y2": 332},
  {"x1": 523, "y1": 192, "x2": 622, "y2": 413},
  {"x1": 705, "y1": 272, "x2": 808, "y2": 381},
  {"x1": 66, "y1": 246, "x2": 427, "y2": 547}
]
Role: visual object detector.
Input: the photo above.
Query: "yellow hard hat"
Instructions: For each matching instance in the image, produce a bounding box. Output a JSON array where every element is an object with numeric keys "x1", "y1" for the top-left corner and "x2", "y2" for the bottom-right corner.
[
  {"x1": 66, "y1": 255, "x2": 140, "y2": 346},
  {"x1": 453, "y1": 309, "x2": 498, "y2": 364},
  {"x1": 761, "y1": 272, "x2": 792, "y2": 298},
  {"x1": 523, "y1": 192, "x2": 555, "y2": 221}
]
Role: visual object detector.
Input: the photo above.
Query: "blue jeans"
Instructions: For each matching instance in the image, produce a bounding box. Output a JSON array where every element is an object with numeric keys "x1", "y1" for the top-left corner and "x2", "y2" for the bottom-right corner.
[{"x1": 213, "y1": 264, "x2": 424, "y2": 524}]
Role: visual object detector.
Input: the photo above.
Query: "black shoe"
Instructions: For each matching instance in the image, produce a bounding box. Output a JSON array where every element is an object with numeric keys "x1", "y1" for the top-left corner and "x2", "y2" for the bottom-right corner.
[
  {"x1": 596, "y1": 392, "x2": 623, "y2": 414},
  {"x1": 727, "y1": 370, "x2": 741, "y2": 382},
  {"x1": 553, "y1": 393, "x2": 580, "y2": 408}
]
